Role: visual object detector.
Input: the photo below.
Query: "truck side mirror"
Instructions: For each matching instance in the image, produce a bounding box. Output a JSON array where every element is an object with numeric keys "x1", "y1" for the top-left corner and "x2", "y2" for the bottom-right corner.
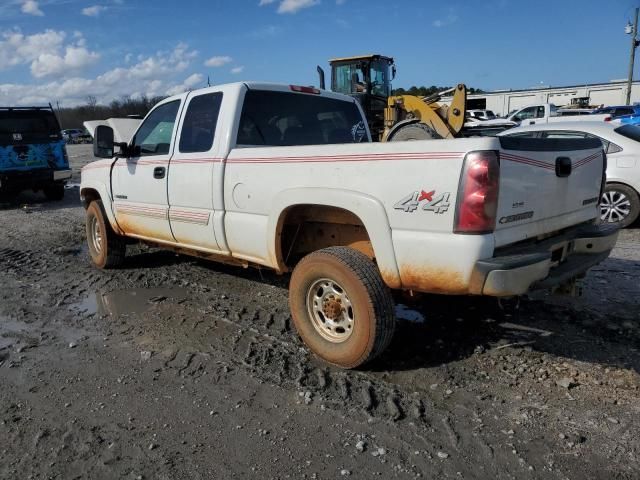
[
  {"x1": 391, "y1": 65, "x2": 396, "y2": 80},
  {"x1": 94, "y1": 125, "x2": 114, "y2": 158}
]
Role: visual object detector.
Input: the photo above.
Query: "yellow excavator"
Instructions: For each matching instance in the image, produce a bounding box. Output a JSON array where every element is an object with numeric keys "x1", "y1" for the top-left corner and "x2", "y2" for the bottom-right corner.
[{"x1": 317, "y1": 54, "x2": 469, "y2": 141}]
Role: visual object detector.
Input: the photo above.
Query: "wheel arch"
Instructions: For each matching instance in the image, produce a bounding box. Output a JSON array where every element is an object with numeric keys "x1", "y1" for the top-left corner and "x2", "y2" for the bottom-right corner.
[
  {"x1": 605, "y1": 179, "x2": 640, "y2": 195},
  {"x1": 268, "y1": 188, "x2": 401, "y2": 289},
  {"x1": 80, "y1": 183, "x2": 121, "y2": 234}
]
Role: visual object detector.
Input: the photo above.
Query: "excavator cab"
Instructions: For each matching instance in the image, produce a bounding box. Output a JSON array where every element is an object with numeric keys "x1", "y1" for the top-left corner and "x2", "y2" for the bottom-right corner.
[
  {"x1": 318, "y1": 54, "x2": 469, "y2": 141},
  {"x1": 325, "y1": 55, "x2": 395, "y2": 140}
]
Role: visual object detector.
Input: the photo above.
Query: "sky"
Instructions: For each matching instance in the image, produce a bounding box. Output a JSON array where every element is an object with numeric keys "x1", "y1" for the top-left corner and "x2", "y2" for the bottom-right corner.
[{"x1": 1, "y1": 0, "x2": 640, "y2": 106}]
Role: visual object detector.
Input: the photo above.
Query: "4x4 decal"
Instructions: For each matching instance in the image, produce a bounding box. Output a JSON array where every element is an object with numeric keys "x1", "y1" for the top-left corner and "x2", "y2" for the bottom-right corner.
[{"x1": 394, "y1": 190, "x2": 451, "y2": 214}]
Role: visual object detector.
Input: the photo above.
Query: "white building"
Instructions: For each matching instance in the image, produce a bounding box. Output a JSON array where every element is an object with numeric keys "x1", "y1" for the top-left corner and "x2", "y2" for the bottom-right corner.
[{"x1": 441, "y1": 80, "x2": 640, "y2": 116}]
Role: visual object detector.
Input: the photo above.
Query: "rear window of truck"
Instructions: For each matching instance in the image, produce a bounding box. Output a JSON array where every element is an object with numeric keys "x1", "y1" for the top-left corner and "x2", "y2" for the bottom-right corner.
[
  {"x1": 0, "y1": 110, "x2": 60, "y2": 135},
  {"x1": 236, "y1": 90, "x2": 367, "y2": 146}
]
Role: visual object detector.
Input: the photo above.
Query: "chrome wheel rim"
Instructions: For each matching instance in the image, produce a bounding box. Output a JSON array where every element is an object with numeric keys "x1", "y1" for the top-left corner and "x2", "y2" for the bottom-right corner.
[
  {"x1": 306, "y1": 278, "x2": 354, "y2": 343},
  {"x1": 600, "y1": 190, "x2": 631, "y2": 223},
  {"x1": 89, "y1": 215, "x2": 103, "y2": 254}
]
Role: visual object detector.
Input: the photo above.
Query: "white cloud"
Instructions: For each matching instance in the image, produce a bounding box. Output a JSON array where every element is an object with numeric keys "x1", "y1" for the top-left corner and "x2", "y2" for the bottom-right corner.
[
  {"x1": 0, "y1": 30, "x2": 65, "y2": 69},
  {"x1": 258, "y1": 0, "x2": 276, "y2": 4},
  {"x1": 0, "y1": 29, "x2": 100, "y2": 78},
  {"x1": 0, "y1": 41, "x2": 201, "y2": 106},
  {"x1": 230, "y1": 66, "x2": 244, "y2": 74},
  {"x1": 277, "y1": 0, "x2": 319, "y2": 13},
  {"x1": 204, "y1": 55, "x2": 232, "y2": 67},
  {"x1": 82, "y1": 5, "x2": 107, "y2": 17},
  {"x1": 31, "y1": 45, "x2": 100, "y2": 78},
  {"x1": 165, "y1": 73, "x2": 204, "y2": 96},
  {"x1": 21, "y1": 0, "x2": 43, "y2": 16},
  {"x1": 183, "y1": 73, "x2": 203, "y2": 88},
  {"x1": 432, "y1": 9, "x2": 458, "y2": 28}
]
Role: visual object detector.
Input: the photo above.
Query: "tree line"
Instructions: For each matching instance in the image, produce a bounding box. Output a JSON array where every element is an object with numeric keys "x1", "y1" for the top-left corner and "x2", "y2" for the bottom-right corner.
[
  {"x1": 56, "y1": 95, "x2": 166, "y2": 130},
  {"x1": 392, "y1": 85, "x2": 484, "y2": 96}
]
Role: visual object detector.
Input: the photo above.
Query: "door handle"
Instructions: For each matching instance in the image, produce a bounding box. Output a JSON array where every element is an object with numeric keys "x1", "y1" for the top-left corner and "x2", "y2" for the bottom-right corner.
[{"x1": 153, "y1": 167, "x2": 166, "y2": 179}]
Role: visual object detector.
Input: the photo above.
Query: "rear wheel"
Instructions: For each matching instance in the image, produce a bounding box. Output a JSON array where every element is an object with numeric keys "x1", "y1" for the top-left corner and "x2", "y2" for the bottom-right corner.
[
  {"x1": 43, "y1": 183, "x2": 64, "y2": 201},
  {"x1": 388, "y1": 123, "x2": 441, "y2": 141},
  {"x1": 86, "y1": 200, "x2": 126, "y2": 268},
  {"x1": 600, "y1": 183, "x2": 639, "y2": 228},
  {"x1": 289, "y1": 247, "x2": 396, "y2": 369}
]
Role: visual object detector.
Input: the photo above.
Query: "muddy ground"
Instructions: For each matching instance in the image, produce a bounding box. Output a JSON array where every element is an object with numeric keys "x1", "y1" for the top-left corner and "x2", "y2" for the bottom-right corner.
[{"x1": 0, "y1": 144, "x2": 639, "y2": 479}]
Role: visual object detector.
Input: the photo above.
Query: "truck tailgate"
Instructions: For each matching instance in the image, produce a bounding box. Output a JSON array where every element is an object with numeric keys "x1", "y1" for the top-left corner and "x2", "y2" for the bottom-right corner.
[{"x1": 494, "y1": 137, "x2": 604, "y2": 247}]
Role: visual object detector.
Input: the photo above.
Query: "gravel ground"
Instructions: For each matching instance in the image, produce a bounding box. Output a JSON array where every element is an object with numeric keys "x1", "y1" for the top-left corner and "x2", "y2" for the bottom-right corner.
[{"x1": 0, "y1": 144, "x2": 639, "y2": 479}]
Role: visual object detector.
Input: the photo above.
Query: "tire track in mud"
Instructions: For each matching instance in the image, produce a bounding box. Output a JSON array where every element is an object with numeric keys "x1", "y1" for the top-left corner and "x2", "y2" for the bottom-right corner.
[
  {"x1": 0, "y1": 248, "x2": 47, "y2": 274},
  {"x1": 5, "y1": 229, "x2": 634, "y2": 477},
  {"x1": 43, "y1": 247, "x2": 491, "y2": 469},
  {"x1": 127, "y1": 296, "x2": 499, "y2": 471}
]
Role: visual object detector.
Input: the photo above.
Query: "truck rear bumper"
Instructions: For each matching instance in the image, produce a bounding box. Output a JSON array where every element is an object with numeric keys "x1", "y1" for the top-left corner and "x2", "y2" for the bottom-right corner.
[
  {"x1": 469, "y1": 224, "x2": 619, "y2": 296},
  {"x1": 0, "y1": 168, "x2": 70, "y2": 192},
  {"x1": 53, "y1": 169, "x2": 72, "y2": 181}
]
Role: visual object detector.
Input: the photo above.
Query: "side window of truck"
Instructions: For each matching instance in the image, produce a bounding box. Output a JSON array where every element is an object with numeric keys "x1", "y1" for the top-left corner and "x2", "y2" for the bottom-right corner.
[
  {"x1": 132, "y1": 100, "x2": 180, "y2": 156},
  {"x1": 179, "y1": 93, "x2": 223, "y2": 153},
  {"x1": 514, "y1": 107, "x2": 536, "y2": 121},
  {"x1": 236, "y1": 90, "x2": 365, "y2": 147}
]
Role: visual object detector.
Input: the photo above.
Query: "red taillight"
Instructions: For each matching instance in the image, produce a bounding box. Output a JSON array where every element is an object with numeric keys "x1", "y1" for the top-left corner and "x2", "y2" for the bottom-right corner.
[
  {"x1": 454, "y1": 151, "x2": 500, "y2": 234},
  {"x1": 604, "y1": 116, "x2": 612, "y2": 122},
  {"x1": 290, "y1": 85, "x2": 320, "y2": 94}
]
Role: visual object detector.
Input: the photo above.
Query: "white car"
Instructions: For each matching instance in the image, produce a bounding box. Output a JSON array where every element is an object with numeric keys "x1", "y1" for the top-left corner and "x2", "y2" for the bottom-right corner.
[{"x1": 500, "y1": 122, "x2": 640, "y2": 227}]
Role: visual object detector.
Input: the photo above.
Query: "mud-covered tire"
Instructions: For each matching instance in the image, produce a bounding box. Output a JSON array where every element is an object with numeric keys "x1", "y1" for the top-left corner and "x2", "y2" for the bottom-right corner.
[
  {"x1": 86, "y1": 200, "x2": 126, "y2": 269},
  {"x1": 600, "y1": 183, "x2": 640, "y2": 228},
  {"x1": 289, "y1": 247, "x2": 396, "y2": 369},
  {"x1": 388, "y1": 123, "x2": 441, "y2": 141},
  {"x1": 43, "y1": 184, "x2": 65, "y2": 201}
]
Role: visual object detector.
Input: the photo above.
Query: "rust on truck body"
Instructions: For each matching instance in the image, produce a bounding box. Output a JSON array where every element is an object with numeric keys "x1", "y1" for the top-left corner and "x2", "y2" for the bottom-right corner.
[
  {"x1": 398, "y1": 264, "x2": 468, "y2": 294},
  {"x1": 114, "y1": 213, "x2": 175, "y2": 243}
]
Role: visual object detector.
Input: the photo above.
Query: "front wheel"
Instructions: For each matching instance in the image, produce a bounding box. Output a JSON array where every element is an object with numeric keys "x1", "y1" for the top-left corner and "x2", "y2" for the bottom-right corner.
[
  {"x1": 86, "y1": 200, "x2": 126, "y2": 269},
  {"x1": 600, "y1": 183, "x2": 640, "y2": 228},
  {"x1": 289, "y1": 247, "x2": 396, "y2": 369}
]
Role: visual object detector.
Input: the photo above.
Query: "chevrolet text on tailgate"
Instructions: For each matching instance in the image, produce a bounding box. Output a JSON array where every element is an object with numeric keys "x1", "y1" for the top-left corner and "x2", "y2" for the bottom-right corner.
[{"x1": 80, "y1": 82, "x2": 618, "y2": 368}]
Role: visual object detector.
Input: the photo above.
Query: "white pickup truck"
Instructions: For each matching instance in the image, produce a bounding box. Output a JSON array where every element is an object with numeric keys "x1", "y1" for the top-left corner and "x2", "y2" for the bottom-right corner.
[
  {"x1": 81, "y1": 82, "x2": 618, "y2": 368},
  {"x1": 507, "y1": 103, "x2": 611, "y2": 125}
]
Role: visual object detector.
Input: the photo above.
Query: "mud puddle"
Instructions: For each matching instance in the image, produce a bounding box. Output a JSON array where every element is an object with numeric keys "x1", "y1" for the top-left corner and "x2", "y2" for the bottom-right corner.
[
  {"x1": 72, "y1": 287, "x2": 189, "y2": 317},
  {"x1": 395, "y1": 303, "x2": 426, "y2": 323}
]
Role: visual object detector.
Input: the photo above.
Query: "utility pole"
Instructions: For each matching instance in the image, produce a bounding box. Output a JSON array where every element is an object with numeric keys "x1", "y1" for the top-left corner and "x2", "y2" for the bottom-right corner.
[{"x1": 626, "y1": 7, "x2": 639, "y2": 105}]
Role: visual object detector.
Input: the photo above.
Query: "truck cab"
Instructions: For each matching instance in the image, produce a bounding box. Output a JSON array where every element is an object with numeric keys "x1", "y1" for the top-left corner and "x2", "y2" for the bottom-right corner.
[
  {"x1": 508, "y1": 104, "x2": 559, "y2": 125},
  {"x1": 508, "y1": 103, "x2": 612, "y2": 125}
]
